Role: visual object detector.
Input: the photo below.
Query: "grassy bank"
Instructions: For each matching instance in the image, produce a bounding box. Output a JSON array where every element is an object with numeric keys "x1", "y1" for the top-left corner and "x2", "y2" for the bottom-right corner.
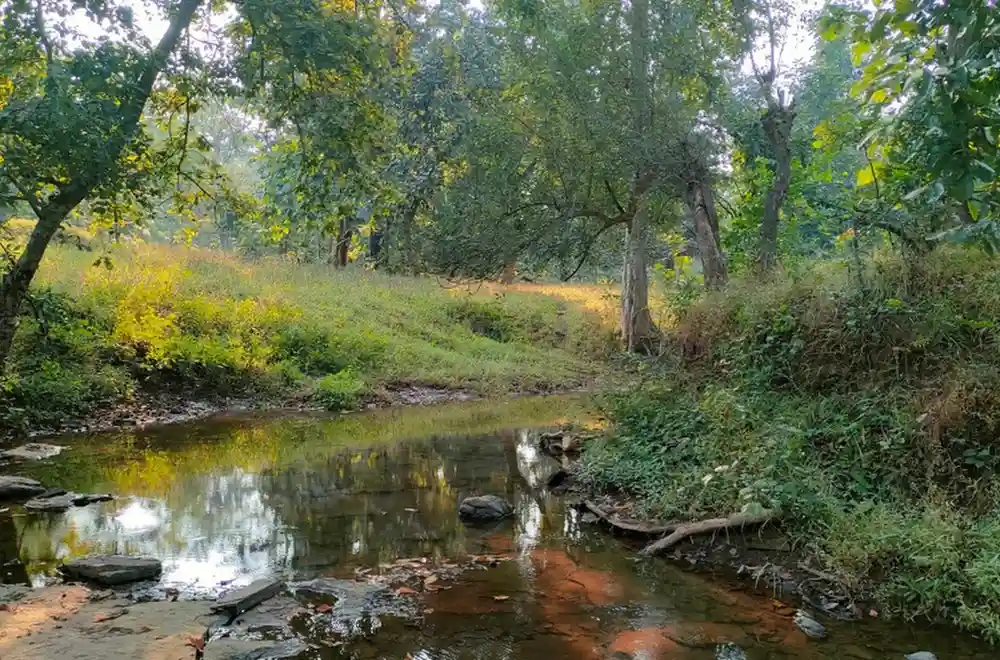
[
  {"x1": 582, "y1": 247, "x2": 1000, "y2": 641},
  {"x1": 0, "y1": 242, "x2": 615, "y2": 431}
]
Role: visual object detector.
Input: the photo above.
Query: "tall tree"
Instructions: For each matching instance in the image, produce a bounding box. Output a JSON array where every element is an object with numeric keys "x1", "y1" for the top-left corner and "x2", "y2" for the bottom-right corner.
[{"x1": 0, "y1": 0, "x2": 203, "y2": 368}]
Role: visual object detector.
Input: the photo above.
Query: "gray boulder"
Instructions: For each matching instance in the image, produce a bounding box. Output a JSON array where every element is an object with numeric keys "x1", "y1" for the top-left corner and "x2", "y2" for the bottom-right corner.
[
  {"x1": 459, "y1": 495, "x2": 514, "y2": 521},
  {"x1": 61, "y1": 556, "x2": 162, "y2": 585},
  {"x1": 905, "y1": 653, "x2": 937, "y2": 660},
  {"x1": 1, "y1": 443, "x2": 64, "y2": 461},
  {"x1": 0, "y1": 476, "x2": 45, "y2": 500}
]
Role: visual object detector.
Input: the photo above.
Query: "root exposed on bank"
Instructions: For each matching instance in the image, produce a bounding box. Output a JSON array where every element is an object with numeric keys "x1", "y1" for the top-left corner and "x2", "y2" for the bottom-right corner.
[
  {"x1": 583, "y1": 500, "x2": 679, "y2": 536},
  {"x1": 640, "y1": 509, "x2": 779, "y2": 556}
]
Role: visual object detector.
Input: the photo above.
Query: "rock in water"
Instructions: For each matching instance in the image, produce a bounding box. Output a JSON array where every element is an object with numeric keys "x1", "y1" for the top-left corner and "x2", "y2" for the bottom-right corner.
[
  {"x1": 793, "y1": 610, "x2": 827, "y2": 639},
  {"x1": 1, "y1": 443, "x2": 64, "y2": 461},
  {"x1": 905, "y1": 653, "x2": 937, "y2": 660},
  {"x1": 0, "y1": 476, "x2": 45, "y2": 500},
  {"x1": 716, "y1": 643, "x2": 748, "y2": 660},
  {"x1": 24, "y1": 493, "x2": 78, "y2": 512},
  {"x1": 211, "y1": 578, "x2": 285, "y2": 617},
  {"x1": 458, "y1": 495, "x2": 514, "y2": 521},
  {"x1": 203, "y1": 639, "x2": 310, "y2": 660},
  {"x1": 61, "y1": 556, "x2": 162, "y2": 585}
]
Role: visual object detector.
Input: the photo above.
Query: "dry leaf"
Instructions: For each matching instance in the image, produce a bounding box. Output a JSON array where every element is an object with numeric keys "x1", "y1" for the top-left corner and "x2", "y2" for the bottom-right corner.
[
  {"x1": 424, "y1": 608, "x2": 435, "y2": 615},
  {"x1": 424, "y1": 575, "x2": 438, "y2": 586},
  {"x1": 395, "y1": 587, "x2": 418, "y2": 596},
  {"x1": 184, "y1": 634, "x2": 206, "y2": 651},
  {"x1": 315, "y1": 603, "x2": 333, "y2": 613},
  {"x1": 493, "y1": 595, "x2": 509, "y2": 602}
]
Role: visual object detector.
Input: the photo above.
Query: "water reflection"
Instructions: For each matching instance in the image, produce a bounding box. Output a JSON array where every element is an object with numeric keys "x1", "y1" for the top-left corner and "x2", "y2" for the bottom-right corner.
[
  {"x1": 4, "y1": 396, "x2": 998, "y2": 658},
  {"x1": 10, "y1": 397, "x2": 586, "y2": 592}
]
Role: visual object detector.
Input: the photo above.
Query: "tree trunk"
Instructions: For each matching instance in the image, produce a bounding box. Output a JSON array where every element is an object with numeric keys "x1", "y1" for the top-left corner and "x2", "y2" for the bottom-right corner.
[
  {"x1": 0, "y1": 210, "x2": 66, "y2": 367},
  {"x1": 759, "y1": 100, "x2": 795, "y2": 272},
  {"x1": 685, "y1": 178, "x2": 728, "y2": 289},
  {"x1": 500, "y1": 261, "x2": 516, "y2": 284},
  {"x1": 0, "y1": 0, "x2": 202, "y2": 372},
  {"x1": 334, "y1": 217, "x2": 351, "y2": 268},
  {"x1": 619, "y1": 0, "x2": 657, "y2": 353},
  {"x1": 399, "y1": 199, "x2": 420, "y2": 274},
  {"x1": 620, "y1": 202, "x2": 658, "y2": 353}
]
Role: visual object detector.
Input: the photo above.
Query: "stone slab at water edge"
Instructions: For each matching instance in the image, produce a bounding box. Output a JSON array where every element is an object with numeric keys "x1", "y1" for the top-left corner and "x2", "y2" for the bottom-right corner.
[
  {"x1": 1, "y1": 443, "x2": 64, "y2": 460},
  {"x1": 458, "y1": 495, "x2": 514, "y2": 521},
  {"x1": 60, "y1": 556, "x2": 163, "y2": 585},
  {"x1": 212, "y1": 578, "x2": 286, "y2": 617},
  {"x1": 0, "y1": 475, "x2": 45, "y2": 500}
]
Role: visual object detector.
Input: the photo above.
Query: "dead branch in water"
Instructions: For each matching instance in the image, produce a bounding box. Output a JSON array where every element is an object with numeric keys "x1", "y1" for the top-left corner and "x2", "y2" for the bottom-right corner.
[
  {"x1": 583, "y1": 500, "x2": 679, "y2": 536},
  {"x1": 640, "y1": 509, "x2": 779, "y2": 556}
]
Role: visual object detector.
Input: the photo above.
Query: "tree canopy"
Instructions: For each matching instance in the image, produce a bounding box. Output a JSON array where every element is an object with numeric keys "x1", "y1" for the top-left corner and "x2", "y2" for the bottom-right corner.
[{"x1": 3, "y1": 0, "x2": 1000, "y2": 364}]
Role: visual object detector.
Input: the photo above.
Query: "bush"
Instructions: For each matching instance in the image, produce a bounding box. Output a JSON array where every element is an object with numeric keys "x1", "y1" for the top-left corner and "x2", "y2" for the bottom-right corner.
[
  {"x1": 311, "y1": 370, "x2": 367, "y2": 411},
  {"x1": 583, "y1": 246, "x2": 1000, "y2": 642}
]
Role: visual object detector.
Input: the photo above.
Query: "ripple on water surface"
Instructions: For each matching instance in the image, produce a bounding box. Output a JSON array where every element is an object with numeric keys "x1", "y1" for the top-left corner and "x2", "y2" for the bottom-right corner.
[{"x1": 1, "y1": 395, "x2": 994, "y2": 659}]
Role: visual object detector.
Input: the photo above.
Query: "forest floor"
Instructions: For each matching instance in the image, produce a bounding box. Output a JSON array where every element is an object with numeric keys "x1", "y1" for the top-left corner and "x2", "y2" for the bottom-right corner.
[{"x1": 1, "y1": 242, "x2": 618, "y2": 437}]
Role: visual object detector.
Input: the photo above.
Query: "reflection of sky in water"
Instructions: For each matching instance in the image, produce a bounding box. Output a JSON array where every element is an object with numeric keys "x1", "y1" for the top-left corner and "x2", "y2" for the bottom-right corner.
[
  {"x1": 23, "y1": 469, "x2": 297, "y2": 594},
  {"x1": 13, "y1": 425, "x2": 565, "y2": 594}
]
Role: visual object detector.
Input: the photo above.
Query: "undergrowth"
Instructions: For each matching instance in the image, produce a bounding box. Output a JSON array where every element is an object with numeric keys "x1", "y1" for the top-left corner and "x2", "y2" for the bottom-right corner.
[
  {"x1": 581, "y1": 247, "x2": 1000, "y2": 642},
  {"x1": 0, "y1": 243, "x2": 614, "y2": 430}
]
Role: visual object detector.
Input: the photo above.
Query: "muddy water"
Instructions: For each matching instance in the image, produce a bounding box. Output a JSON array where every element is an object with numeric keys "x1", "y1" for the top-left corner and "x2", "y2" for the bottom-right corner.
[{"x1": 0, "y1": 396, "x2": 993, "y2": 659}]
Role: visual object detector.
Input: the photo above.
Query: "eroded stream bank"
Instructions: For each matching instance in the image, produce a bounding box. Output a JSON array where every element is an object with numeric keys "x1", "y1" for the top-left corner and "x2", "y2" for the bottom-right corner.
[{"x1": 0, "y1": 395, "x2": 993, "y2": 659}]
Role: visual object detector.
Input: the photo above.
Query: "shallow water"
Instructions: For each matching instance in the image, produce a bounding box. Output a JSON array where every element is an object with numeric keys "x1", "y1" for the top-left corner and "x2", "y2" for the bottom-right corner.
[{"x1": 1, "y1": 395, "x2": 994, "y2": 658}]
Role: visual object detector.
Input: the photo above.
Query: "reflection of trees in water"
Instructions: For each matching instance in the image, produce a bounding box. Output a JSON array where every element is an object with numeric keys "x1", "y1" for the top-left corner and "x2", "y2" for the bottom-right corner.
[
  {"x1": 0, "y1": 511, "x2": 30, "y2": 585},
  {"x1": 14, "y1": 424, "x2": 561, "y2": 584}
]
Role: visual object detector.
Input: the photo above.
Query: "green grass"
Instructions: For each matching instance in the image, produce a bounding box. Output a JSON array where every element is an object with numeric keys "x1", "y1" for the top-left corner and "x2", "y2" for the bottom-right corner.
[
  {"x1": 581, "y1": 247, "x2": 1000, "y2": 643},
  {"x1": 1, "y1": 242, "x2": 615, "y2": 429}
]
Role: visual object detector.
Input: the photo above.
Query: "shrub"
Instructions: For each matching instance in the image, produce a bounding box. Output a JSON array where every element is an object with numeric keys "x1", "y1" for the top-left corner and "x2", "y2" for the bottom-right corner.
[
  {"x1": 584, "y1": 246, "x2": 1000, "y2": 641},
  {"x1": 311, "y1": 370, "x2": 367, "y2": 411}
]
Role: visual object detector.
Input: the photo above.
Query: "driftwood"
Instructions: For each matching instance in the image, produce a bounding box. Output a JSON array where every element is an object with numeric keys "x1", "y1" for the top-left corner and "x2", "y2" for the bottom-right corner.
[
  {"x1": 582, "y1": 500, "x2": 679, "y2": 536},
  {"x1": 640, "y1": 509, "x2": 779, "y2": 556}
]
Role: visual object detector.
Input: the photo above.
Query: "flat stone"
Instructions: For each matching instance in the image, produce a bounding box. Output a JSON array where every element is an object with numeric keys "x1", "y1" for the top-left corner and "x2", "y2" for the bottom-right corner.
[
  {"x1": 24, "y1": 493, "x2": 78, "y2": 512},
  {"x1": 1, "y1": 443, "x2": 64, "y2": 461},
  {"x1": 211, "y1": 578, "x2": 285, "y2": 616},
  {"x1": 225, "y1": 596, "x2": 306, "y2": 641},
  {"x1": 71, "y1": 493, "x2": 114, "y2": 505},
  {"x1": 0, "y1": 475, "x2": 45, "y2": 500},
  {"x1": 458, "y1": 495, "x2": 514, "y2": 521},
  {"x1": 904, "y1": 653, "x2": 938, "y2": 660},
  {"x1": 204, "y1": 639, "x2": 310, "y2": 660},
  {"x1": 0, "y1": 583, "x2": 29, "y2": 603},
  {"x1": 61, "y1": 556, "x2": 163, "y2": 585}
]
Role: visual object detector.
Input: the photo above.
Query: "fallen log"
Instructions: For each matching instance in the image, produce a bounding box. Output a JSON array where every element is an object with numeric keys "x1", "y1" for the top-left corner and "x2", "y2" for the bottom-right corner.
[
  {"x1": 582, "y1": 500, "x2": 679, "y2": 536},
  {"x1": 640, "y1": 509, "x2": 779, "y2": 556}
]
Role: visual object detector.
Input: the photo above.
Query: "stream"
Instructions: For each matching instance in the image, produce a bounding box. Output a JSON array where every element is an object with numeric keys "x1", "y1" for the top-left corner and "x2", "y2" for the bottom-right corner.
[{"x1": 0, "y1": 395, "x2": 994, "y2": 659}]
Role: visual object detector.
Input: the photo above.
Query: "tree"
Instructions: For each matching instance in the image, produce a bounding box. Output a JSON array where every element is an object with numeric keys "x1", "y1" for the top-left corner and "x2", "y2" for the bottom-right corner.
[
  {"x1": 0, "y1": 0, "x2": 203, "y2": 369},
  {"x1": 824, "y1": 0, "x2": 1000, "y2": 250}
]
